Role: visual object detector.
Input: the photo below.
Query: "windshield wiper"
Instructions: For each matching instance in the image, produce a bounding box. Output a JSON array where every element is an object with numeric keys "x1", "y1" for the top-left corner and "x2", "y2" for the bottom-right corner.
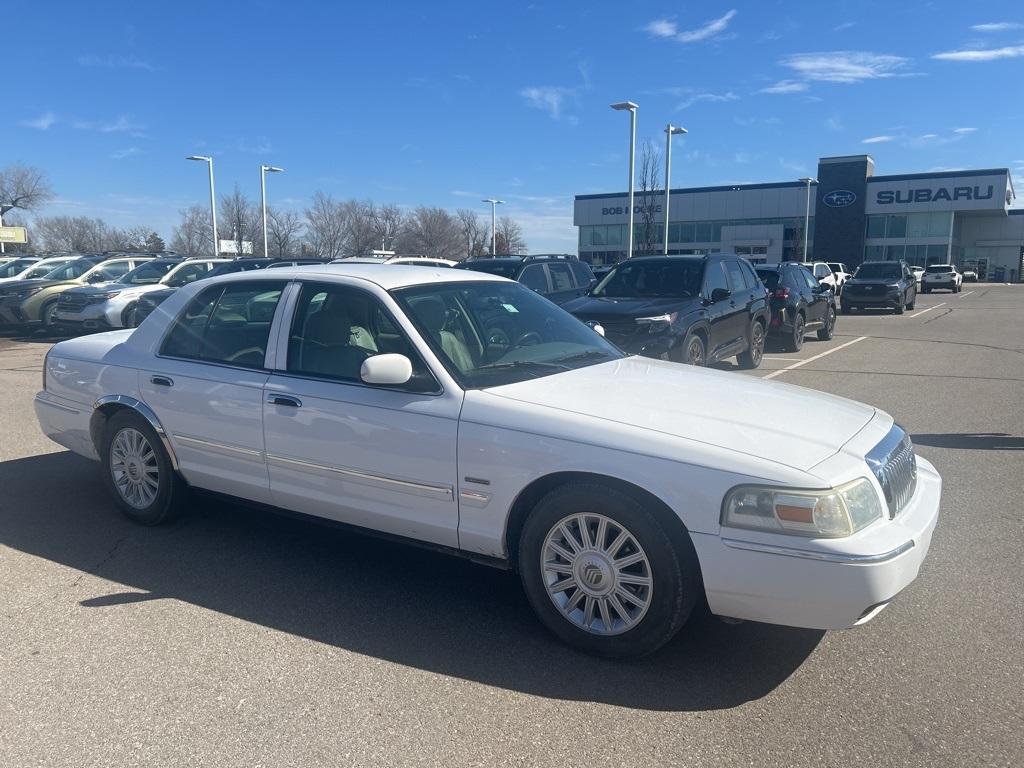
[
  {"x1": 551, "y1": 350, "x2": 613, "y2": 365},
  {"x1": 481, "y1": 360, "x2": 569, "y2": 372}
]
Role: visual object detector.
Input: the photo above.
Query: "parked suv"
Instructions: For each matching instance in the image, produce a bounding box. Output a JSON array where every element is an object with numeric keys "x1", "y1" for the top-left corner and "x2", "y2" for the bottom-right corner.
[
  {"x1": 921, "y1": 264, "x2": 963, "y2": 293},
  {"x1": 563, "y1": 254, "x2": 770, "y2": 368},
  {"x1": 802, "y1": 261, "x2": 839, "y2": 291},
  {"x1": 455, "y1": 255, "x2": 596, "y2": 305},
  {"x1": 756, "y1": 263, "x2": 837, "y2": 351},
  {"x1": 826, "y1": 262, "x2": 852, "y2": 289},
  {"x1": 841, "y1": 260, "x2": 917, "y2": 315}
]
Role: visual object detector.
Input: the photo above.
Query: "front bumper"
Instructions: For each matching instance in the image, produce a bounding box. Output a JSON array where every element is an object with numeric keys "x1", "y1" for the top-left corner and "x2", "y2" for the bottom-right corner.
[
  {"x1": 608, "y1": 332, "x2": 679, "y2": 361},
  {"x1": 842, "y1": 292, "x2": 901, "y2": 308},
  {"x1": 692, "y1": 456, "x2": 941, "y2": 629},
  {"x1": 0, "y1": 296, "x2": 30, "y2": 325}
]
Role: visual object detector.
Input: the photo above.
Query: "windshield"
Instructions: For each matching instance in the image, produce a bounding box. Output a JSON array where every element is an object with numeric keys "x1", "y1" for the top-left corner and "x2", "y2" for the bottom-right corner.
[
  {"x1": 0, "y1": 258, "x2": 40, "y2": 278},
  {"x1": 121, "y1": 260, "x2": 179, "y2": 285},
  {"x1": 926, "y1": 265, "x2": 953, "y2": 273},
  {"x1": 207, "y1": 260, "x2": 268, "y2": 277},
  {"x1": 43, "y1": 259, "x2": 99, "y2": 281},
  {"x1": 393, "y1": 281, "x2": 623, "y2": 388},
  {"x1": 456, "y1": 261, "x2": 520, "y2": 279},
  {"x1": 591, "y1": 259, "x2": 703, "y2": 298},
  {"x1": 755, "y1": 269, "x2": 781, "y2": 290},
  {"x1": 164, "y1": 262, "x2": 213, "y2": 287},
  {"x1": 854, "y1": 263, "x2": 902, "y2": 280}
]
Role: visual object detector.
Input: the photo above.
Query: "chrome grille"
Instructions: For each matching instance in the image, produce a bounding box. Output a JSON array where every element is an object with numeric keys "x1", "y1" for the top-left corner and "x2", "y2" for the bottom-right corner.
[{"x1": 866, "y1": 426, "x2": 918, "y2": 518}]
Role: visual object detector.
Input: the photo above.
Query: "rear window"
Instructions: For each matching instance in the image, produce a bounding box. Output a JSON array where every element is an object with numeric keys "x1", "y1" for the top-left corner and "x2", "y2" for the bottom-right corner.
[
  {"x1": 926, "y1": 265, "x2": 953, "y2": 273},
  {"x1": 455, "y1": 261, "x2": 520, "y2": 279},
  {"x1": 755, "y1": 269, "x2": 780, "y2": 290}
]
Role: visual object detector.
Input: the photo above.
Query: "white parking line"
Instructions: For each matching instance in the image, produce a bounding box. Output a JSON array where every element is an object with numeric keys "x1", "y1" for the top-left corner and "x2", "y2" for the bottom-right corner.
[
  {"x1": 909, "y1": 302, "x2": 946, "y2": 318},
  {"x1": 762, "y1": 336, "x2": 868, "y2": 380},
  {"x1": 958, "y1": 290, "x2": 974, "y2": 298}
]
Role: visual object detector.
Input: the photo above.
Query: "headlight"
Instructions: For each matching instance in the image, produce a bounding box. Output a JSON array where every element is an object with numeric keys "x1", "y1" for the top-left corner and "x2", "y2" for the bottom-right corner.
[
  {"x1": 636, "y1": 312, "x2": 677, "y2": 333},
  {"x1": 98, "y1": 290, "x2": 123, "y2": 300},
  {"x1": 722, "y1": 477, "x2": 884, "y2": 538},
  {"x1": 11, "y1": 287, "x2": 43, "y2": 300}
]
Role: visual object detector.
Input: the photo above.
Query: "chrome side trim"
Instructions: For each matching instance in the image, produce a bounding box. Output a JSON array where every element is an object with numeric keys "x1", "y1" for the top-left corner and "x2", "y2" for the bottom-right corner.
[
  {"x1": 173, "y1": 434, "x2": 264, "y2": 459},
  {"x1": 720, "y1": 537, "x2": 915, "y2": 564},
  {"x1": 266, "y1": 453, "x2": 453, "y2": 501},
  {"x1": 93, "y1": 394, "x2": 179, "y2": 471},
  {"x1": 459, "y1": 489, "x2": 491, "y2": 505}
]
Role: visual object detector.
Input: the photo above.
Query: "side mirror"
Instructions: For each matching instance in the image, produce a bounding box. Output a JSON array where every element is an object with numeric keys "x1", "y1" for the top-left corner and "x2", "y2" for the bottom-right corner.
[
  {"x1": 360, "y1": 354, "x2": 413, "y2": 386},
  {"x1": 710, "y1": 287, "x2": 731, "y2": 303}
]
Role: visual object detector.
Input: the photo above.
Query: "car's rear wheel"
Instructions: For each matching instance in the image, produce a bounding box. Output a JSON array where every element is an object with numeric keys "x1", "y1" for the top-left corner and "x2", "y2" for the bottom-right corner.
[
  {"x1": 817, "y1": 306, "x2": 836, "y2": 340},
  {"x1": 518, "y1": 482, "x2": 700, "y2": 658},
  {"x1": 737, "y1": 319, "x2": 765, "y2": 369},
  {"x1": 101, "y1": 410, "x2": 185, "y2": 525},
  {"x1": 784, "y1": 313, "x2": 805, "y2": 352}
]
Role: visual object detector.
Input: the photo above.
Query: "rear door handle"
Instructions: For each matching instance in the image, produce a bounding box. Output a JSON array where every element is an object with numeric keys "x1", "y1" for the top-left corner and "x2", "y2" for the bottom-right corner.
[
  {"x1": 267, "y1": 394, "x2": 302, "y2": 408},
  {"x1": 150, "y1": 375, "x2": 173, "y2": 387}
]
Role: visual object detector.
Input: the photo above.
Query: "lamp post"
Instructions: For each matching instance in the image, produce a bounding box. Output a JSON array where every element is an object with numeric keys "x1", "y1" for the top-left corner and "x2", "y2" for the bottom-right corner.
[
  {"x1": 799, "y1": 176, "x2": 817, "y2": 262},
  {"x1": 0, "y1": 203, "x2": 13, "y2": 254},
  {"x1": 610, "y1": 101, "x2": 638, "y2": 259},
  {"x1": 187, "y1": 155, "x2": 219, "y2": 256},
  {"x1": 260, "y1": 165, "x2": 284, "y2": 257},
  {"x1": 482, "y1": 198, "x2": 504, "y2": 255},
  {"x1": 662, "y1": 124, "x2": 688, "y2": 255}
]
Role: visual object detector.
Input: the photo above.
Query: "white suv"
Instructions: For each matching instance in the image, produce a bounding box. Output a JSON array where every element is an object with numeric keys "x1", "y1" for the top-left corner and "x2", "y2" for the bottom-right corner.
[
  {"x1": 826, "y1": 262, "x2": 852, "y2": 289},
  {"x1": 803, "y1": 262, "x2": 839, "y2": 291},
  {"x1": 921, "y1": 264, "x2": 962, "y2": 293}
]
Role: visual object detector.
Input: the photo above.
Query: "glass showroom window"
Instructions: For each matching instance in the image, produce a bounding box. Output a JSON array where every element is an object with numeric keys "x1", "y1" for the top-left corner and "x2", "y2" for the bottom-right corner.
[
  {"x1": 864, "y1": 245, "x2": 884, "y2": 261},
  {"x1": 907, "y1": 214, "x2": 929, "y2": 238},
  {"x1": 928, "y1": 212, "x2": 951, "y2": 237},
  {"x1": 679, "y1": 223, "x2": 695, "y2": 243},
  {"x1": 904, "y1": 244, "x2": 924, "y2": 265},
  {"x1": 695, "y1": 221, "x2": 712, "y2": 242},
  {"x1": 886, "y1": 215, "x2": 907, "y2": 238},
  {"x1": 866, "y1": 215, "x2": 887, "y2": 239},
  {"x1": 591, "y1": 226, "x2": 607, "y2": 246},
  {"x1": 885, "y1": 245, "x2": 905, "y2": 260},
  {"x1": 607, "y1": 224, "x2": 623, "y2": 246},
  {"x1": 926, "y1": 244, "x2": 949, "y2": 264},
  {"x1": 579, "y1": 227, "x2": 589, "y2": 250},
  {"x1": 668, "y1": 223, "x2": 681, "y2": 242}
]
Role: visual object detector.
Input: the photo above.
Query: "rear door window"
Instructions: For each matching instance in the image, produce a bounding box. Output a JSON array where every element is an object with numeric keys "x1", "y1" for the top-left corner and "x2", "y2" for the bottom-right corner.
[
  {"x1": 547, "y1": 263, "x2": 575, "y2": 291},
  {"x1": 161, "y1": 281, "x2": 286, "y2": 368}
]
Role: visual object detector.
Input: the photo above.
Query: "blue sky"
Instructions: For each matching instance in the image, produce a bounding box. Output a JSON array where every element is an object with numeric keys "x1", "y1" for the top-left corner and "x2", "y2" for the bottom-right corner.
[{"x1": 5, "y1": 0, "x2": 1024, "y2": 252}]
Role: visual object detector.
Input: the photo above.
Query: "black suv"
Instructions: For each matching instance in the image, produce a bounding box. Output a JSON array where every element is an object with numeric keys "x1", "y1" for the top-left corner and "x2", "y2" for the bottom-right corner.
[
  {"x1": 562, "y1": 254, "x2": 770, "y2": 368},
  {"x1": 454, "y1": 255, "x2": 596, "y2": 305},
  {"x1": 755, "y1": 262, "x2": 837, "y2": 352},
  {"x1": 841, "y1": 260, "x2": 917, "y2": 314}
]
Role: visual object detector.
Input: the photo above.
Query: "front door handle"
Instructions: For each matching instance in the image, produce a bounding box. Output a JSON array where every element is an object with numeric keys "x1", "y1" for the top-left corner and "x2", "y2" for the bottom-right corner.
[
  {"x1": 267, "y1": 394, "x2": 302, "y2": 408},
  {"x1": 150, "y1": 375, "x2": 173, "y2": 387}
]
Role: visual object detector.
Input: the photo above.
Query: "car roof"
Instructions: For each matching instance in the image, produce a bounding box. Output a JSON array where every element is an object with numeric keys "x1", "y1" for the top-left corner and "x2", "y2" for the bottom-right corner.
[{"x1": 210, "y1": 262, "x2": 506, "y2": 290}]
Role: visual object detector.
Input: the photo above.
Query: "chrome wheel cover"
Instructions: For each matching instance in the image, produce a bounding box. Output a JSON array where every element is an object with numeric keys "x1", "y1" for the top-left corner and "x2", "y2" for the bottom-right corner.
[
  {"x1": 110, "y1": 428, "x2": 160, "y2": 509},
  {"x1": 541, "y1": 513, "x2": 653, "y2": 636}
]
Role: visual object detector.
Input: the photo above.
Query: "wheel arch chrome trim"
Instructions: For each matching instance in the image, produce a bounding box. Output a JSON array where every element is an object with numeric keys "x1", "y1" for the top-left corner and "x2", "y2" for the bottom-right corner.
[{"x1": 92, "y1": 394, "x2": 179, "y2": 470}]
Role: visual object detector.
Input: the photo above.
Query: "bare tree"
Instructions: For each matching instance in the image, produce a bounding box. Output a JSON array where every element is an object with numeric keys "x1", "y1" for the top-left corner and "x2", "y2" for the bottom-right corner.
[
  {"x1": 304, "y1": 191, "x2": 347, "y2": 259},
  {"x1": 0, "y1": 164, "x2": 55, "y2": 215},
  {"x1": 373, "y1": 203, "x2": 405, "y2": 252},
  {"x1": 220, "y1": 185, "x2": 262, "y2": 256},
  {"x1": 636, "y1": 138, "x2": 662, "y2": 256},
  {"x1": 266, "y1": 208, "x2": 304, "y2": 257},
  {"x1": 395, "y1": 207, "x2": 463, "y2": 259},
  {"x1": 32, "y1": 216, "x2": 157, "y2": 252},
  {"x1": 455, "y1": 209, "x2": 488, "y2": 258},
  {"x1": 170, "y1": 205, "x2": 215, "y2": 256},
  {"x1": 494, "y1": 216, "x2": 526, "y2": 255},
  {"x1": 341, "y1": 199, "x2": 379, "y2": 255}
]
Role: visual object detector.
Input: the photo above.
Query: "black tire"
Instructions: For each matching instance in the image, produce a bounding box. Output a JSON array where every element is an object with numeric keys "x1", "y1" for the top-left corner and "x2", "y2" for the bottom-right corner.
[
  {"x1": 817, "y1": 305, "x2": 836, "y2": 341},
  {"x1": 737, "y1": 319, "x2": 765, "y2": 369},
  {"x1": 121, "y1": 302, "x2": 138, "y2": 329},
  {"x1": 40, "y1": 298, "x2": 60, "y2": 329},
  {"x1": 517, "y1": 481, "x2": 701, "y2": 658},
  {"x1": 906, "y1": 296, "x2": 916, "y2": 311},
  {"x1": 675, "y1": 333, "x2": 705, "y2": 367},
  {"x1": 895, "y1": 300, "x2": 905, "y2": 315},
  {"x1": 922, "y1": 286, "x2": 930, "y2": 294},
  {"x1": 101, "y1": 409, "x2": 185, "y2": 525},
  {"x1": 783, "y1": 312, "x2": 805, "y2": 352}
]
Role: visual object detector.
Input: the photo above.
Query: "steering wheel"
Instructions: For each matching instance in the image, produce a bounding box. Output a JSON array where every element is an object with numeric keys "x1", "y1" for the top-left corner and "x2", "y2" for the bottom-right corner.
[
  {"x1": 515, "y1": 331, "x2": 543, "y2": 346},
  {"x1": 486, "y1": 326, "x2": 511, "y2": 346}
]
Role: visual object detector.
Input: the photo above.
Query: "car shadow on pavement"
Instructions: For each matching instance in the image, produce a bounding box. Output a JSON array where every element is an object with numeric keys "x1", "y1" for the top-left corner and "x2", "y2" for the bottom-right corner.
[
  {"x1": 0, "y1": 450, "x2": 823, "y2": 712},
  {"x1": 911, "y1": 432, "x2": 1024, "y2": 451}
]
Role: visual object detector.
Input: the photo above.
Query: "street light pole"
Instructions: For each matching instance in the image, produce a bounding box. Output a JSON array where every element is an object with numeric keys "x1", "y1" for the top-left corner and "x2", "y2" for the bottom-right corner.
[
  {"x1": 260, "y1": 165, "x2": 284, "y2": 258},
  {"x1": 799, "y1": 177, "x2": 817, "y2": 261},
  {"x1": 611, "y1": 101, "x2": 638, "y2": 260},
  {"x1": 482, "y1": 198, "x2": 504, "y2": 255},
  {"x1": 187, "y1": 156, "x2": 219, "y2": 256},
  {"x1": 662, "y1": 124, "x2": 687, "y2": 255}
]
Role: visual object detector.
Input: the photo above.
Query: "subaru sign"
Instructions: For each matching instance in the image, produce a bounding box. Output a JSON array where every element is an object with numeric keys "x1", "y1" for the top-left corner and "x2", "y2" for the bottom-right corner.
[{"x1": 823, "y1": 190, "x2": 857, "y2": 208}]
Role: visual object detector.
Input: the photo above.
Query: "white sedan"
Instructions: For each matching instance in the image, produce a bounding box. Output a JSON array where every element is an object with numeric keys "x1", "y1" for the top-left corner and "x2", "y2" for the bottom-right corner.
[{"x1": 34, "y1": 264, "x2": 941, "y2": 657}]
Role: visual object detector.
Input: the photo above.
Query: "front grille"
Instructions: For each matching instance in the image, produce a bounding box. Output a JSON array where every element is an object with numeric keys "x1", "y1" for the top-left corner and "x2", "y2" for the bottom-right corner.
[
  {"x1": 58, "y1": 294, "x2": 90, "y2": 310},
  {"x1": 577, "y1": 316, "x2": 639, "y2": 340},
  {"x1": 866, "y1": 426, "x2": 918, "y2": 518}
]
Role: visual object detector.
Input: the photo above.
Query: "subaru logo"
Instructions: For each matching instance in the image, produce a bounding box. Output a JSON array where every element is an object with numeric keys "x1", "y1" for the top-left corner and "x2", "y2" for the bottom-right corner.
[{"x1": 823, "y1": 190, "x2": 857, "y2": 208}]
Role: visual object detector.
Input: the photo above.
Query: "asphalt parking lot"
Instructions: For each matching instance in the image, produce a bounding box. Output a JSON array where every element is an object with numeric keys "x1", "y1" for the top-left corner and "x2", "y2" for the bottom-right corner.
[{"x1": 1, "y1": 285, "x2": 1022, "y2": 767}]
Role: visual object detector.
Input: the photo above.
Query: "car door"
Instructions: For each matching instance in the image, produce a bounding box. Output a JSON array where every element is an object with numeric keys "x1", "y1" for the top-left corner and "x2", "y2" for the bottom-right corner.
[
  {"x1": 544, "y1": 262, "x2": 583, "y2": 305},
  {"x1": 261, "y1": 280, "x2": 461, "y2": 548},
  {"x1": 139, "y1": 279, "x2": 288, "y2": 504},
  {"x1": 798, "y1": 266, "x2": 827, "y2": 325},
  {"x1": 702, "y1": 261, "x2": 743, "y2": 358}
]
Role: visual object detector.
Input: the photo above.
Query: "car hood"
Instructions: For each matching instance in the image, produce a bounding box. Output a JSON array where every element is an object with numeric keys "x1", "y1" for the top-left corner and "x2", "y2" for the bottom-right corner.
[
  {"x1": 63, "y1": 282, "x2": 160, "y2": 296},
  {"x1": 0, "y1": 278, "x2": 72, "y2": 295},
  {"x1": 562, "y1": 295, "x2": 701, "y2": 318},
  {"x1": 480, "y1": 356, "x2": 876, "y2": 472}
]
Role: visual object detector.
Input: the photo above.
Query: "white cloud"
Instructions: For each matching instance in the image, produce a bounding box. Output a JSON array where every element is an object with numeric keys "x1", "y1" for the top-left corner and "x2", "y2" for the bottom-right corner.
[
  {"x1": 932, "y1": 45, "x2": 1024, "y2": 61},
  {"x1": 826, "y1": 115, "x2": 843, "y2": 131},
  {"x1": 862, "y1": 135, "x2": 895, "y2": 144},
  {"x1": 953, "y1": 127, "x2": 977, "y2": 134},
  {"x1": 645, "y1": 11, "x2": 737, "y2": 44},
  {"x1": 111, "y1": 147, "x2": 143, "y2": 159},
  {"x1": 21, "y1": 112, "x2": 57, "y2": 130},
  {"x1": 74, "y1": 114, "x2": 146, "y2": 134},
  {"x1": 78, "y1": 54, "x2": 154, "y2": 71},
  {"x1": 760, "y1": 79, "x2": 808, "y2": 94},
  {"x1": 643, "y1": 19, "x2": 678, "y2": 39},
  {"x1": 676, "y1": 91, "x2": 738, "y2": 110},
  {"x1": 519, "y1": 86, "x2": 572, "y2": 119},
  {"x1": 676, "y1": 10, "x2": 737, "y2": 43},
  {"x1": 780, "y1": 51, "x2": 911, "y2": 82},
  {"x1": 834, "y1": 22, "x2": 857, "y2": 31},
  {"x1": 970, "y1": 22, "x2": 1024, "y2": 32},
  {"x1": 449, "y1": 190, "x2": 481, "y2": 198},
  {"x1": 779, "y1": 158, "x2": 807, "y2": 173}
]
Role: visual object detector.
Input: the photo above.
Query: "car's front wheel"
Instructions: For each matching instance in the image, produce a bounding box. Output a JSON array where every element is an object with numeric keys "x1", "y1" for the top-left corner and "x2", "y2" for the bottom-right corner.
[
  {"x1": 676, "y1": 333, "x2": 705, "y2": 366},
  {"x1": 518, "y1": 482, "x2": 700, "y2": 658},
  {"x1": 101, "y1": 410, "x2": 185, "y2": 525},
  {"x1": 41, "y1": 299, "x2": 60, "y2": 329}
]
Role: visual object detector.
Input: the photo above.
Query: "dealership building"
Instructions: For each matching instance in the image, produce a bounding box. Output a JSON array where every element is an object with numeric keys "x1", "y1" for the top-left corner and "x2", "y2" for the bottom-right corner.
[{"x1": 574, "y1": 154, "x2": 1023, "y2": 281}]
